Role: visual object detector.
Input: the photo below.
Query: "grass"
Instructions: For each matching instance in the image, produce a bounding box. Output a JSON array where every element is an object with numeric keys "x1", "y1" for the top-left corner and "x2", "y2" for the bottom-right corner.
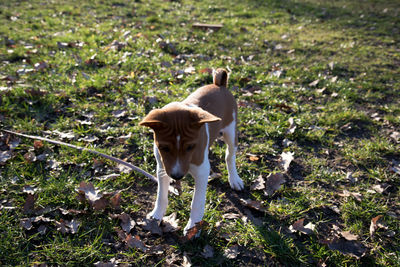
[{"x1": 0, "y1": 0, "x2": 399, "y2": 266}]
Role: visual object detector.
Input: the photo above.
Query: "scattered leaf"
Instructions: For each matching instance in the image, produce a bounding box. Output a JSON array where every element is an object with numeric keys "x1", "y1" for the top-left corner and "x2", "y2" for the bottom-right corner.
[
  {"x1": 280, "y1": 151, "x2": 294, "y2": 172},
  {"x1": 370, "y1": 215, "x2": 385, "y2": 236},
  {"x1": 240, "y1": 198, "x2": 267, "y2": 212},
  {"x1": 111, "y1": 110, "x2": 126, "y2": 118},
  {"x1": 184, "y1": 221, "x2": 208, "y2": 240},
  {"x1": 56, "y1": 219, "x2": 80, "y2": 234},
  {"x1": 125, "y1": 234, "x2": 148, "y2": 252},
  {"x1": 309, "y1": 79, "x2": 320, "y2": 87},
  {"x1": 286, "y1": 117, "x2": 297, "y2": 134},
  {"x1": 162, "y1": 212, "x2": 180, "y2": 233},
  {"x1": 289, "y1": 218, "x2": 315, "y2": 235},
  {"x1": 341, "y1": 231, "x2": 358, "y2": 241},
  {"x1": 182, "y1": 252, "x2": 192, "y2": 267},
  {"x1": 264, "y1": 172, "x2": 285, "y2": 196},
  {"x1": 118, "y1": 213, "x2": 136, "y2": 233},
  {"x1": 23, "y1": 194, "x2": 36, "y2": 214},
  {"x1": 250, "y1": 175, "x2": 265, "y2": 190},
  {"x1": 110, "y1": 193, "x2": 121, "y2": 209},
  {"x1": 20, "y1": 218, "x2": 33, "y2": 230},
  {"x1": 139, "y1": 218, "x2": 162, "y2": 236},
  {"x1": 0, "y1": 150, "x2": 12, "y2": 163},
  {"x1": 23, "y1": 185, "x2": 37, "y2": 194},
  {"x1": 224, "y1": 245, "x2": 240, "y2": 259},
  {"x1": 201, "y1": 244, "x2": 214, "y2": 258},
  {"x1": 324, "y1": 238, "x2": 367, "y2": 259},
  {"x1": 223, "y1": 213, "x2": 240, "y2": 220},
  {"x1": 390, "y1": 131, "x2": 400, "y2": 142},
  {"x1": 33, "y1": 140, "x2": 44, "y2": 150}
]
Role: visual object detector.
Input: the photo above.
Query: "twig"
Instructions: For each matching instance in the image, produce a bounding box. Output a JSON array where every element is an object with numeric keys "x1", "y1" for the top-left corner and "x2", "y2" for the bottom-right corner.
[{"x1": 1, "y1": 129, "x2": 178, "y2": 195}]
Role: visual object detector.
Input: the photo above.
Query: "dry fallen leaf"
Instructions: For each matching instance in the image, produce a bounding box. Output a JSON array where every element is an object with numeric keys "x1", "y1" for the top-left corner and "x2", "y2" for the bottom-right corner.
[
  {"x1": 56, "y1": 219, "x2": 81, "y2": 234},
  {"x1": 324, "y1": 238, "x2": 367, "y2": 259},
  {"x1": 224, "y1": 245, "x2": 240, "y2": 259},
  {"x1": 370, "y1": 215, "x2": 386, "y2": 237},
  {"x1": 110, "y1": 193, "x2": 121, "y2": 209},
  {"x1": 118, "y1": 213, "x2": 136, "y2": 233},
  {"x1": 286, "y1": 117, "x2": 297, "y2": 134},
  {"x1": 184, "y1": 221, "x2": 208, "y2": 241},
  {"x1": 264, "y1": 173, "x2": 285, "y2": 196},
  {"x1": 250, "y1": 175, "x2": 265, "y2": 191},
  {"x1": 182, "y1": 252, "x2": 192, "y2": 267},
  {"x1": 389, "y1": 131, "x2": 400, "y2": 142},
  {"x1": 240, "y1": 198, "x2": 268, "y2": 212},
  {"x1": 289, "y1": 218, "x2": 315, "y2": 235},
  {"x1": 223, "y1": 213, "x2": 241, "y2": 220},
  {"x1": 20, "y1": 218, "x2": 33, "y2": 230},
  {"x1": 139, "y1": 218, "x2": 162, "y2": 236},
  {"x1": 162, "y1": 212, "x2": 180, "y2": 233},
  {"x1": 1, "y1": 152, "x2": 13, "y2": 166},
  {"x1": 280, "y1": 151, "x2": 294, "y2": 172},
  {"x1": 201, "y1": 244, "x2": 214, "y2": 258},
  {"x1": 125, "y1": 234, "x2": 148, "y2": 252},
  {"x1": 341, "y1": 231, "x2": 358, "y2": 241},
  {"x1": 23, "y1": 194, "x2": 36, "y2": 214}
]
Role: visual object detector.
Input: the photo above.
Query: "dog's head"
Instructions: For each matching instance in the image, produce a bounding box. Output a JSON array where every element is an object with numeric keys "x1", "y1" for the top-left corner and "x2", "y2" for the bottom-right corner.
[{"x1": 139, "y1": 103, "x2": 220, "y2": 180}]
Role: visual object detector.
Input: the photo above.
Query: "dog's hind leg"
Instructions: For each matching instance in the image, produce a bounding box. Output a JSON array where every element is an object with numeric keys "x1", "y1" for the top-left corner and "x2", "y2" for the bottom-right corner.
[{"x1": 222, "y1": 113, "x2": 244, "y2": 191}]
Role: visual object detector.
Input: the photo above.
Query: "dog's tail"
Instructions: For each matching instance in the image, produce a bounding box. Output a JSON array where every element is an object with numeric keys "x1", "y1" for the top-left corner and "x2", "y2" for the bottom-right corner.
[{"x1": 213, "y1": 68, "x2": 229, "y2": 87}]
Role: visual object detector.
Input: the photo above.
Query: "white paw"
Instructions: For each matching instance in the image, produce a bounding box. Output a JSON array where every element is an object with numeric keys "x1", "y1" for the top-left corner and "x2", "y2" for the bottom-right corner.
[
  {"x1": 147, "y1": 210, "x2": 164, "y2": 221},
  {"x1": 183, "y1": 220, "x2": 195, "y2": 236},
  {"x1": 229, "y1": 175, "x2": 244, "y2": 191}
]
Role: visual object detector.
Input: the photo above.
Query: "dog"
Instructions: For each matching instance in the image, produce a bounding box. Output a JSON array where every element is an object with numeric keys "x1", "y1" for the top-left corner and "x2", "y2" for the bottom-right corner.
[{"x1": 139, "y1": 68, "x2": 244, "y2": 234}]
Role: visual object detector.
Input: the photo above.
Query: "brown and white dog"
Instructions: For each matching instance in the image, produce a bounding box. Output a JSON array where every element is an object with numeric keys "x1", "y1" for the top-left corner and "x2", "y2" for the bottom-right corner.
[{"x1": 139, "y1": 68, "x2": 244, "y2": 234}]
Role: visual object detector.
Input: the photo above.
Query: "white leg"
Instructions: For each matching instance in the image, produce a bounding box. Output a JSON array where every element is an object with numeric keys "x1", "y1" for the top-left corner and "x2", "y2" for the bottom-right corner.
[
  {"x1": 184, "y1": 160, "x2": 210, "y2": 235},
  {"x1": 222, "y1": 117, "x2": 244, "y2": 191},
  {"x1": 148, "y1": 144, "x2": 170, "y2": 220}
]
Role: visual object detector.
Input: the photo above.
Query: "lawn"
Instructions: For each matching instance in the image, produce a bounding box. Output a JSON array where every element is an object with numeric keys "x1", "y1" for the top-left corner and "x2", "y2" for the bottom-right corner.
[{"x1": 0, "y1": 0, "x2": 399, "y2": 265}]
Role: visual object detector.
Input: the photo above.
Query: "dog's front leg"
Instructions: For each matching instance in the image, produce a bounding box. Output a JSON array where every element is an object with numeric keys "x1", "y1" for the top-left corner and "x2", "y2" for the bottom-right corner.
[
  {"x1": 184, "y1": 160, "x2": 210, "y2": 235},
  {"x1": 148, "y1": 145, "x2": 170, "y2": 221}
]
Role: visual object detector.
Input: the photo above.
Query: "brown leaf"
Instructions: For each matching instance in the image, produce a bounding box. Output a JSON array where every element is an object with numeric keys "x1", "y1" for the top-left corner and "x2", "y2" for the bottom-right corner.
[
  {"x1": 110, "y1": 193, "x2": 121, "y2": 209},
  {"x1": 369, "y1": 215, "x2": 383, "y2": 236},
  {"x1": 224, "y1": 245, "x2": 240, "y2": 259},
  {"x1": 289, "y1": 218, "x2": 315, "y2": 235},
  {"x1": 264, "y1": 173, "x2": 285, "y2": 196},
  {"x1": 162, "y1": 212, "x2": 180, "y2": 233},
  {"x1": 324, "y1": 238, "x2": 367, "y2": 259},
  {"x1": 250, "y1": 175, "x2": 265, "y2": 191},
  {"x1": 240, "y1": 198, "x2": 267, "y2": 212},
  {"x1": 33, "y1": 140, "x2": 44, "y2": 150},
  {"x1": 341, "y1": 231, "x2": 358, "y2": 241},
  {"x1": 24, "y1": 151, "x2": 36, "y2": 163},
  {"x1": 125, "y1": 234, "x2": 148, "y2": 252},
  {"x1": 23, "y1": 194, "x2": 36, "y2": 214},
  {"x1": 118, "y1": 213, "x2": 136, "y2": 233},
  {"x1": 184, "y1": 221, "x2": 208, "y2": 241},
  {"x1": 139, "y1": 218, "x2": 162, "y2": 236}
]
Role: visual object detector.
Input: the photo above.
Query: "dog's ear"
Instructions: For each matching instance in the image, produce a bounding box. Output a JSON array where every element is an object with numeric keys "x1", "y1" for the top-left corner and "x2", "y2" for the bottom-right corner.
[
  {"x1": 139, "y1": 109, "x2": 167, "y2": 130},
  {"x1": 191, "y1": 108, "x2": 221, "y2": 128}
]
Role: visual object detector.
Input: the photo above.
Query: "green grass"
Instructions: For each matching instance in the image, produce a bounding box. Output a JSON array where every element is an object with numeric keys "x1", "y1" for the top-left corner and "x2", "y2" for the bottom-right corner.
[{"x1": 1, "y1": 0, "x2": 399, "y2": 265}]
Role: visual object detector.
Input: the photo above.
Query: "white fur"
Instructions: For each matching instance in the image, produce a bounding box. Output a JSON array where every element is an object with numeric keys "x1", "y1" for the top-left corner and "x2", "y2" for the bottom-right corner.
[
  {"x1": 185, "y1": 123, "x2": 211, "y2": 234},
  {"x1": 221, "y1": 112, "x2": 244, "y2": 190},
  {"x1": 147, "y1": 143, "x2": 170, "y2": 220}
]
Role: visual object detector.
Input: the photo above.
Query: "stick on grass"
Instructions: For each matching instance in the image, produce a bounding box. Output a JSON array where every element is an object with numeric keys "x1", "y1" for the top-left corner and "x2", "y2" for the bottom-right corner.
[{"x1": 1, "y1": 129, "x2": 178, "y2": 194}]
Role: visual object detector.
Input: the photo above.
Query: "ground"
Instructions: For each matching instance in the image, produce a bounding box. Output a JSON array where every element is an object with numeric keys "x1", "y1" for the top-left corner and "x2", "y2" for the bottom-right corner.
[{"x1": 0, "y1": 0, "x2": 399, "y2": 266}]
